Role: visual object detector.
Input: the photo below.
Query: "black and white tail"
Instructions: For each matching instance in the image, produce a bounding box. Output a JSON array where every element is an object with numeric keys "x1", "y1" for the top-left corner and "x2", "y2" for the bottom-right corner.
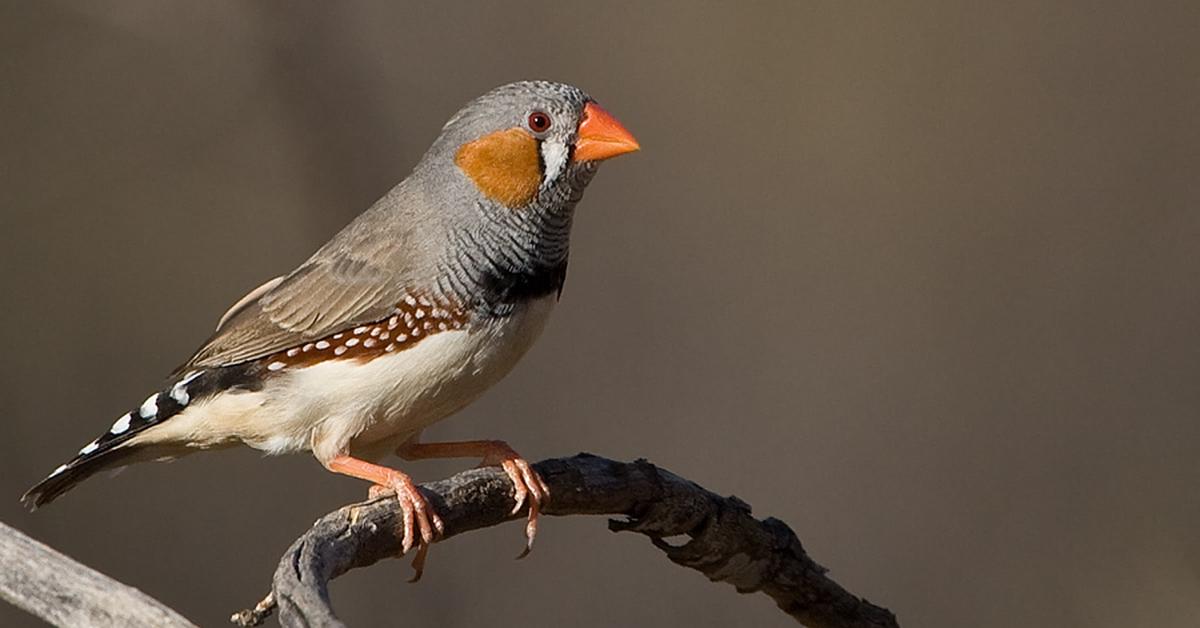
[{"x1": 21, "y1": 370, "x2": 209, "y2": 509}]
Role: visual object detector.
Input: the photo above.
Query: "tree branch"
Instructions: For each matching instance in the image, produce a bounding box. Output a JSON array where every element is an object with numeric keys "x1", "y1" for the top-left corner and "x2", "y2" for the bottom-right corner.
[
  {"x1": 240, "y1": 454, "x2": 898, "y2": 628},
  {"x1": 0, "y1": 521, "x2": 197, "y2": 628}
]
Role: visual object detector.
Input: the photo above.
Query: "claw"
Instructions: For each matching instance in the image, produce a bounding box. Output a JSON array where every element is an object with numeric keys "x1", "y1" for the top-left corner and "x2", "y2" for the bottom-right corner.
[
  {"x1": 364, "y1": 476, "x2": 441, "y2": 557},
  {"x1": 380, "y1": 483, "x2": 438, "y2": 580},
  {"x1": 499, "y1": 457, "x2": 548, "y2": 558},
  {"x1": 408, "y1": 542, "x2": 430, "y2": 583},
  {"x1": 501, "y1": 460, "x2": 529, "y2": 515},
  {"x1": 380, "y1": 473, "x2": 441, "y2": 554},
  {"x1": 389, "y1": 441, "x2": 549, "y2": 561}
]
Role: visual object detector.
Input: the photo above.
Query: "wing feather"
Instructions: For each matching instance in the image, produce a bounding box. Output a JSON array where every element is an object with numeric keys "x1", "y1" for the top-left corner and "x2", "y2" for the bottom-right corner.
[
  {"x1": 175, "y1": 181, "x2": 434, "y2": 372},
  {"x1": 180, "y1": 259, "x2": 408, "y2": 369},
  {"x1": 180, "y1": 257, "x2": 411, "y2": 371}
]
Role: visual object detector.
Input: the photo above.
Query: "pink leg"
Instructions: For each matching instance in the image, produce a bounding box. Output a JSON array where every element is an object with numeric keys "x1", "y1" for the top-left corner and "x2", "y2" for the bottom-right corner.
[
  {"x1": 398, "y1": 439, "x2": 550, "y2": 556},
  {"x1": 326, "y1": 455, "x2": 444, "y2": 555}
]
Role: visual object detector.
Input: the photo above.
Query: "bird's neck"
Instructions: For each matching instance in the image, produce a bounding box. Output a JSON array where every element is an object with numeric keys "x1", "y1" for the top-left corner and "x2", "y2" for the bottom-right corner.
[{"x1": 438, "y1": 192, "x2": 584, "y2": 316}]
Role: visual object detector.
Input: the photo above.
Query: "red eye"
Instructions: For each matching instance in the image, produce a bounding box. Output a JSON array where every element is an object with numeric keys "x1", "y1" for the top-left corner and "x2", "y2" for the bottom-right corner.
[{"x1": 527, "y1": 111, "x2": 551, "y2": 133}]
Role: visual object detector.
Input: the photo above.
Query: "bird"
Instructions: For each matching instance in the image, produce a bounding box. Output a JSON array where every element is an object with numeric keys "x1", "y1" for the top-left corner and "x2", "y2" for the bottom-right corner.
[{"x1": 22, "y1": 80, "x2": 639, "y2": 572}]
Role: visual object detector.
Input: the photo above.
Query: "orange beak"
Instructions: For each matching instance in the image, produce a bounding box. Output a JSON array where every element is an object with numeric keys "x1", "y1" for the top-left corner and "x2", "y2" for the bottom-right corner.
[{"x1": 574, "y1": 102, "x2": 640, "y2": 162}]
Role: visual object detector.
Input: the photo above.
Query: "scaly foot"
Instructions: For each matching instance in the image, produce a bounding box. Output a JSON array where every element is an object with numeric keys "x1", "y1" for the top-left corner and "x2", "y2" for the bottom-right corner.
[
  {"x1": 480, "y1": 445, "x2": 550, "y2": 557},
  {"x1": 397, "y1": 439, "x2": 551, "y2": 557},
  {"x1": 367, "y1": 474, "x2": 445, "y2": 555},
  {"x1": 326, "y1": 455, "x2": 444, "y2": 563}
]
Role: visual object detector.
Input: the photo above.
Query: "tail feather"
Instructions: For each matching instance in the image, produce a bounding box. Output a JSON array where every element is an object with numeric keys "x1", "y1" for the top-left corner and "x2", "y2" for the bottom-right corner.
[
  {"x1": 21, "y1": 446, "x2": 138, "y2": 509},
  {"x1": 21, "y1": 369, "x2": 214, "y2": 509}
]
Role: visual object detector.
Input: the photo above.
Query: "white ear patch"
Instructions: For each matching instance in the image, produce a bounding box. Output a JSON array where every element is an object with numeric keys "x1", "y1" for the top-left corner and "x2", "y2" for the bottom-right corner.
[{"x1": 540, "y1": 140, "x2": 569, "y2": 189}]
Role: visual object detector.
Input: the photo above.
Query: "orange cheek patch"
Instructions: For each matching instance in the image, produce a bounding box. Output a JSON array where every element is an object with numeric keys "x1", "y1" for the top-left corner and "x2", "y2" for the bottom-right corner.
[{"x1": 455, "y1": 128, "x2": 542, "y2": 208}]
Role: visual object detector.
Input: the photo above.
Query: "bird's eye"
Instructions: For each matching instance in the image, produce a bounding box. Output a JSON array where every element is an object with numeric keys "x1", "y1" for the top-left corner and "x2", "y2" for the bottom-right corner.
[{"x1": 527, "y1": 111, "x2": 552, "y2": 133}]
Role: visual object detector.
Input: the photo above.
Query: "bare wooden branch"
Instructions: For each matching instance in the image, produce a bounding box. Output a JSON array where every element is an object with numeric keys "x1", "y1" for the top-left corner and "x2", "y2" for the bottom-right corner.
[
  {"x1": 1, "y1": 454, "x2": 896, "y2": 627},
  {"x1": 0, "y1": 521, "x2": 197, "y2": 628},
  {"x1": 245, "y1": 454, "x2": 898, "y2": 628}
]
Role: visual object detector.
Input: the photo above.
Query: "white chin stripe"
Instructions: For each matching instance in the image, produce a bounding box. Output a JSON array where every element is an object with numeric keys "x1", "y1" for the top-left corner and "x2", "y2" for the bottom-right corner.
[{"x1": 540, "y1": 140, "x2": 569, "y2": 189}]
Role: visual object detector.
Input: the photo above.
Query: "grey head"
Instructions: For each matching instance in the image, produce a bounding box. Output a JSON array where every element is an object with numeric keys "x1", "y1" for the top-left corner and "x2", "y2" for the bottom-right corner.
[
  {"x1": 393, "y1": 79, "x2": 642, "y2": 312},
  {"x1": 424, "y1": 80, "x2": 598, "y2": 202}
]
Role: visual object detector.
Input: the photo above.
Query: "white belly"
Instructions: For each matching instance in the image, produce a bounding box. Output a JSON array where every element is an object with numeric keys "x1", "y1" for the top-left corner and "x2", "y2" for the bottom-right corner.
[{"x1": 143, "y1": 295, "x2": 556, "y2": 463}]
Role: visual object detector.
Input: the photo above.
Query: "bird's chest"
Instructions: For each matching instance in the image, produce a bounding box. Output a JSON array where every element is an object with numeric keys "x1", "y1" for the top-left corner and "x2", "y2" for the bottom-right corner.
[{"x1": 285, "y1": 295, "x2": 557, "y2": 456}]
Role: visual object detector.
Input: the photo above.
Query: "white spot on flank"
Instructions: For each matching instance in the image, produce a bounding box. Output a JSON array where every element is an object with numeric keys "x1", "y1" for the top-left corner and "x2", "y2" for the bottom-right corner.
[
  {"x1": 395, "y1": 333, "x2": 406, "y2": 342},
  {"x1": 363, "y1": 338, "x2": 377, "y2": 348},
  {"x1": 438, "y1": 322, "x2": 448, "y2": 331},
  {"x1": 268, "y1": 361, "x2": 286, "y2": 371},
  {"x1": 345, "y1": 338, "x2": 359, "y2": 347},
  {"x1": 370, "y1": 327, "x2": 381, "y2": 337},
  {"x1": 139, "y1": 394, "x2": 159, "y2": 419},
  {"x1": 303, "y1": 343, "x2": 315, "y2": 352},
  {"x1": 333, "y1": 333, "x2": 343, "y2": 340},
  {"x1": 404, "y1": 295, "x2": 417, "y2": 306},
  {"x1": 385, "y1": 344, "x2": 396, "y2": 352},
  {"x1": 79, "y1": 441, "x2": 99, "y2": 456},
  {"x1": 50, "y1": 464, "x2": 68, "y2": 477},
  {"x1": 110, "y1": 414, "x2": 132, "y2": 435},
  {"x1": 388, "y1": 316, "x2": 399, "y2": 329},
  {"x1": 334, "y1": 346, "x2": 347, "y2": 356},
  {"x1": 354, "y1": 326, "x2": 368, "y2": 335},
  {"x1": 411, "y1": 328, "x2": 421, "y2": 337},
  {"x1": 380, "y1": 331, "x2": 390, "y2": 340},
  {"x1": 316, "y1": 340, "x2": 331, "y2": 350},
  {"x1": 286, "y1": 348, "x2": 300, "y2": 357},
  {"x1": 415, "y1": 308, "x2": 426, "y2": 319}
]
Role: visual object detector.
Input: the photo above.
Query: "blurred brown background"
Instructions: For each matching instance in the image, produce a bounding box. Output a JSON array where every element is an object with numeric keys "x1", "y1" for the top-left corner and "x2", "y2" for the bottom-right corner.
[{"x1": 2, "y1": 2, "x2": 1198, "y2": 626}]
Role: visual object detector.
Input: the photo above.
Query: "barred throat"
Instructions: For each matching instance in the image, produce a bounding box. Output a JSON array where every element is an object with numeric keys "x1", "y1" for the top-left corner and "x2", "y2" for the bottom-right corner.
[{"x1": 439, "y1": 164, "x2": 594, "y2": 314}]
